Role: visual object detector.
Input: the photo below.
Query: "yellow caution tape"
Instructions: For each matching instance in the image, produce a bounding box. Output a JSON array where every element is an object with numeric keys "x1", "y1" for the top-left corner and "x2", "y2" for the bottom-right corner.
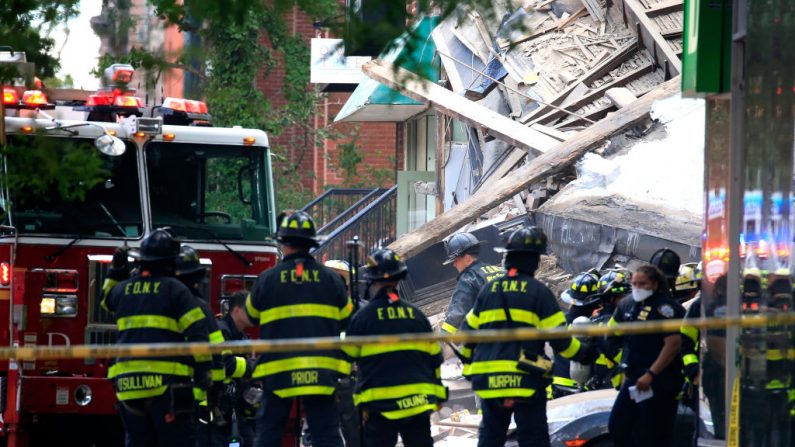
[
  {"x1": 728, "y1": 374, "x2": 740, "y2": 447},
  {"x1": 1, "y1": 313, "x2": 793, "y2": 361}
]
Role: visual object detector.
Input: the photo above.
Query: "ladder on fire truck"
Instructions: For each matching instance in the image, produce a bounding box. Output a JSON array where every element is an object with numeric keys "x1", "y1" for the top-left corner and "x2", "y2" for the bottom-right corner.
[{"x1": 301, "y1": 186, "x2": 397, "y2": 262}]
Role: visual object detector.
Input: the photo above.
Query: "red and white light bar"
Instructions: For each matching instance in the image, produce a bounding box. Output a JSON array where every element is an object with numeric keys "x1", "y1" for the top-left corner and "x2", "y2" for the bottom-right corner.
[{"x1": 2, "y1": 87, "x2": 55, "y2": 110}]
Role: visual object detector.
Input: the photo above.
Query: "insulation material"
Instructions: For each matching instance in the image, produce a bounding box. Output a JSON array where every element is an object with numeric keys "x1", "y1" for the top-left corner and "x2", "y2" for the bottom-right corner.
[{"x1": 567, "y1": 94, "x2": 705, "y2": 215}]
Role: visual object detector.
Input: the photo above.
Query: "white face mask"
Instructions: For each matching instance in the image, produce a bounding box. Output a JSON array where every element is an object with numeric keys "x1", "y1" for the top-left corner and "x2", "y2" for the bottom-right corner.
[{"x1": 632, "y1": 288, "x2": 654, "y2": 302}]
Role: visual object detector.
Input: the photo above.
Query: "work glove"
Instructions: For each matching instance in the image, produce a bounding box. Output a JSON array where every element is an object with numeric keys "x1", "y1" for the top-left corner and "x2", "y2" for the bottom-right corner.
[{"x1": 107, "y1": 246, "x2": 131, "y2": 281}]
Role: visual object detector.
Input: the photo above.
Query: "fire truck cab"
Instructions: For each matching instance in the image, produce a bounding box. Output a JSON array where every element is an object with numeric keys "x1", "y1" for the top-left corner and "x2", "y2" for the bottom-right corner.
[{"x1": 0, "y1": 71, "x2": 279, "y2": 445}]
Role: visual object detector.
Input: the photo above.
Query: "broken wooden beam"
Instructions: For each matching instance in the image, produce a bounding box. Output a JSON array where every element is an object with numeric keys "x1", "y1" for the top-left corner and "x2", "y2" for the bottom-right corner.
[
  {"x1": 617, "y1": 0, "x2": 682, "y2": 78},
  {"x1": 361, "y1": 59, "x2": 560, "y2": 153},
  {"x1": 387, "y1": 77, "x2": 680, "y2": 259},
  {"x1": 520, "y1": 38, "x2": 637, "y2": 124},
  {"x1": 645, "y1": 0, "x2": 683, "y2": 17},
  {"x1": 528, "y1": 60, "x2": 655, "y2": 125}
]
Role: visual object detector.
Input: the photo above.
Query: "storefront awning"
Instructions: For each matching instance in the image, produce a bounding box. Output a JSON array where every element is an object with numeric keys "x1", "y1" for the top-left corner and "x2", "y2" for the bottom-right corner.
[{"x1": 334, "y1": 16, "x2": 439, "y2": 123}]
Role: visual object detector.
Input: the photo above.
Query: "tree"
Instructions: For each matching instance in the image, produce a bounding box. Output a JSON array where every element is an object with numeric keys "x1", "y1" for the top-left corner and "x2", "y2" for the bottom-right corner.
[
  {"x1": 0, "y1": 0, "x2": 80, "y2": 83},
  {"x1": 90, "y1": 0, "x2": 514, "y2": 211}
]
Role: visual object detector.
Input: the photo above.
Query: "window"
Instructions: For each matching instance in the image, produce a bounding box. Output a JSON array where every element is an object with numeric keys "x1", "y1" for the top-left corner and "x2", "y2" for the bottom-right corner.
[
  {"x1": 146, "y1": 142, "x2": 273, "y2": 241},
  {"x1": 2, "y1": 136, "x2": 142, "y2": 237}
]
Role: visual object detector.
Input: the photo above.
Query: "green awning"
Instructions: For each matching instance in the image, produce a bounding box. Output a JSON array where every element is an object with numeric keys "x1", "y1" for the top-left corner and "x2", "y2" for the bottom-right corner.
[{"x1": 335, "y1": 16, "x2": 439, "y2": 123}]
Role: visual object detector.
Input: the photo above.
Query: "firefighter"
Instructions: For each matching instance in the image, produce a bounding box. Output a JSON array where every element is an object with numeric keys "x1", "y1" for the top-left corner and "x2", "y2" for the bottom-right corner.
[
  {"x1": 215, "y1": 291, "x2": 258, "y2": 447},
  {"x1": 246, "y1": 211, "x2": 352, "y2": 447},
  {"x1": 591, "y1": 270, "x2": 630, "y2": 390},
  {"x1": 440, "y1": 232, "x2": 505, "y2": 335},
  {"x1": 462, "y1": 227, "x2": 597, "y2": 447},
  {"x1": 649, "y1": 248, "x2": 681, "y2": 297},
  {"x1": 607, "y1": 265, "x2": 686, "y2": 447},
  {"x1": 343, "y1": 248, "x2": 446, "y2": 447},
  {"x1": 174, "y1": 245, "x2": 229, "y2": 446},
  {"x1": 740, "y1": 269, "x2": 792, "y2": 446},
  {"x1": 324, "y1": 259, "x2": 362, "y2": 447},
  {"x1": 549, "y1": 272, "x2": 601, "y2": 397},
  {"x1": 102, "y1": 229, "x2": 214, "y2": 447},
  {"x1": 676, "y1": 263, "x2": 701, "y2": 412}
]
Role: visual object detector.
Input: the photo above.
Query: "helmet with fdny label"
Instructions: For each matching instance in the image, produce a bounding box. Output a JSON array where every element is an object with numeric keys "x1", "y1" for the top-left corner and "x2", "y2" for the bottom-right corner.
[
  {"x1": 597, "y1": 269, "x2": 631, "y2": 296},
  {"x1": 443, "y1": 232, "x2": 481, "y2": 265},
  {"x1": 134, "y1": 228, "x2": 181, "y2": 261},
  {"x1": 276, "y1": 211, "x2": 319, "y2": 247},
  {"x1": 494, "y1": 227, "x2": 547, "y2": 254},
  {"x1": 176, "y1": 245, "x2": 205, "y2": 277},
  {"x1": 561, "y1": 272, "x2": 600, "y2": 306},
  {"x1": 362, "y1": 248, "x2": 408, "y2": 282},
  {"x1": 650, "y1": 248, "x2": 681, "y2": 281}
]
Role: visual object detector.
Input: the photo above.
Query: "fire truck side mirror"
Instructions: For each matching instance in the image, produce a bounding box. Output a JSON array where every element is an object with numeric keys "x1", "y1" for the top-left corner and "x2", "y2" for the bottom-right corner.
[{"x1": 94, "y1": 134, "x2": 126, "y2": 157}]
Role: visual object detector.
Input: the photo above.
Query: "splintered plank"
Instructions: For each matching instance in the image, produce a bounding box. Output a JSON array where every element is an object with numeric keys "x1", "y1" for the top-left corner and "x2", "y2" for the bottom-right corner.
[
  {"x1": 361, "y1": 60, "x2": 560, "y2": 154},
  {"x1": 617, "y1": 0, "x2": 682, "y2": 78},
  {"x1": 386, "y1": 77, "x2": 681, "y2": 259},
  {"x1": 520, "y1": 38, "x2": 638, "y2": 124}
]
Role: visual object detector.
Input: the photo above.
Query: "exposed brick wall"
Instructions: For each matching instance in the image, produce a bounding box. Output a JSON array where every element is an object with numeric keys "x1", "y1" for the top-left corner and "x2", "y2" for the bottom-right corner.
[
  {"x1": 321, "y1": 92, "x2": 399, "y2": 188},
  {"x1": 256, "y1": 5, "x2": 402, "y2": 204}
]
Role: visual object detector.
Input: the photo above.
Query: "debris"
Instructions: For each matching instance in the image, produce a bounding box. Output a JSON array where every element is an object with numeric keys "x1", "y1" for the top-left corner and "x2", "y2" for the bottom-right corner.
[
  {"x1": 605, "y1": 87, "x2": 638, "y2": 109},
  {"x1": 615, "y1": 0, "x2": 682, "y2": 77},
  {"x1": 557, "y1": 6, "x2": 587, "y2": 29},
  {"x1": 362, "y1": 60, "x2": 560, "y2": 154},
  {"x1": 579, "y1": 0, "x2": 606, "y2": 23},
  {"x1": 387, "y1": 77, "x2": 680, "y2": 259}
]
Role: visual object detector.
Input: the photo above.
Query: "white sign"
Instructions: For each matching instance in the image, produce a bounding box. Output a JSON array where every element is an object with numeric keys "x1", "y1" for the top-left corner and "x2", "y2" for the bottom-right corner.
[{"x1": 310, "y1": 38, "x2": 371, "y2": 84}]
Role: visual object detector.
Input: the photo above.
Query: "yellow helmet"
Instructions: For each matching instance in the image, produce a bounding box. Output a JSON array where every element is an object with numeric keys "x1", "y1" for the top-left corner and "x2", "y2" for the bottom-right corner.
[
  {"x1": 324, "y1": 260, "x2": 353, "y2": 285},
  {"x1": 675, "y1": 263, "x2": 700, "y2": 292}
]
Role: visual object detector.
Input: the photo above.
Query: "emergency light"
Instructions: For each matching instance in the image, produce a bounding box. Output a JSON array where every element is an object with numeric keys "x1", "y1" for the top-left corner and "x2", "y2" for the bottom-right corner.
[
  {"x1": 157, "y1": 97, "x2": 212, "y2": 126},
  {"x1": 0, "y1": 262, "x2": 10, "y2": 286},
  {"x1": 2, "y1": 87, "x2": 54, "y2": 110}
]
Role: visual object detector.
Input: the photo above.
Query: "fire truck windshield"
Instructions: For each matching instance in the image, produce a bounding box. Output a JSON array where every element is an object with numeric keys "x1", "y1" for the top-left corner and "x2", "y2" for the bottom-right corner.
[
  {"x1": 146, "y1": 142, "x2": 273, "y2": 242},
  {"x1": 1, "y1": 136, "x2": 143, "y2": 237}
]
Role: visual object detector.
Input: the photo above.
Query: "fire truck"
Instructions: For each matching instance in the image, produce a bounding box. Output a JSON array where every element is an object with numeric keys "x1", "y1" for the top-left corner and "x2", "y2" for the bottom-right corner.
[{"x1": 0, "y1": 63, "x2": 279, "y2": 446}]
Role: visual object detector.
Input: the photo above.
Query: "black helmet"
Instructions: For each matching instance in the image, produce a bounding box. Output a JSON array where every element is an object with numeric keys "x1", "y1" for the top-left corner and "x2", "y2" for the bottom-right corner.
[
  {"x1": 176, "y1": 245, "x2": 205, "y2": 277},
  {"x1": 276, "y1": 211, "x2": 319, "y2": 247},
  {"x1": 649, "y1": 248, "x2": 681, "y2": 280},
  {"x1": 494, "y1": 227, "x2": 547, "y2": 254},
  {"x1": 597, "y1": 269, "x2": 631, "y2": 296},
  {"x1": 443, "y1": 232, "x2": 481, "y2": 265},
  {"x1": 135, "y1": 228, "x2": 180, "y2": 261},
  {"x1": 561, "y1": 272, "x2": 600, "y2": 306},
  {"x1": 362, "y1": 248, "x2": 408, "y2": 282}
]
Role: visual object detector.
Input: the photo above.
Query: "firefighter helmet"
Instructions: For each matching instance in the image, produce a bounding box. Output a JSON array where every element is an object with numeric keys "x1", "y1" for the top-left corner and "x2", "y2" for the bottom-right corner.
[
  {"x1": 675, "y1": 263, "x2": 701, "y2": 292},
  {"x1": 176, "y1": 245, "x2": 205, "y2": 277},
  {"x1": 494, "y1": 227, "x2": 547, "y2": 254},
  {"x1": 597, "y1": 269, "x2": 631, "y2": 297},
  {"x1": 561, "y1": 272, "x2": 601, "y2": 306},
  {"x1": 443, "y1": 232, "x2": 481, "y2": 265},
  {"x1": 650, "y1": 248, "x2": 681, "y2": 280},
  {"x1": 362, "y1": 248, "x2": 408, "y2": 282},
  {"x1": 324, "y1": 259, "x2": 353, "y2": 285},
  {"x1": 135, "y1": 228, "x2": 180, "y2": 261},
  {"x1": 276, "y1": 211, "x2": 319, "y2": 247}
]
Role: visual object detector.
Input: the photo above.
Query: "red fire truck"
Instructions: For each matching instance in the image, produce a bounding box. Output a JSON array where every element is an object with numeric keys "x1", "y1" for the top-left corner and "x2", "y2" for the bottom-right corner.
[{"x1": 0, "y1": 64, "x2": 279, "y2": 446}]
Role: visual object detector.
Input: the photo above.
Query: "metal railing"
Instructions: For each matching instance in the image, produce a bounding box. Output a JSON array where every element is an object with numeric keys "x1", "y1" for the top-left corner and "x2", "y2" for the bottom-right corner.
[
  {"x1": 316, "y1": 188, "x2": 387, "y2": 235},
  {"x1": 300, "y1": 188, "x2": 373, "y2": 230},
  {"x1": 312, "y1": 186, "x2": 397, "y2": 262}
]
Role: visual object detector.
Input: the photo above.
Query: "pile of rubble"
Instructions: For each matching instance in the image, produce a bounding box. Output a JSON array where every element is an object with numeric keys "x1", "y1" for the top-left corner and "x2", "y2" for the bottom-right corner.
[{"x1": 380, "y1": 0, "x2": 699, "y2": 276}]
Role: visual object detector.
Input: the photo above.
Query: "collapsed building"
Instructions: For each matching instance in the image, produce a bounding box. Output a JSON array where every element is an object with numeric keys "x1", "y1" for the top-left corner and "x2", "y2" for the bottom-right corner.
[{"x1": 334, "y1": 0, "x2": 705, "y2": 442}]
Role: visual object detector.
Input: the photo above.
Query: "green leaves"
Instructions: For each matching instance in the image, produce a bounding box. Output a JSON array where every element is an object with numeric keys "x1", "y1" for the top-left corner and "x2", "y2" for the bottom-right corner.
[
  {"x1": 0, "y1": 0, "x2": 79, "y2": 82},
  {"x1": 2, "y1": 135, "x2": 108, "y2": 202}
]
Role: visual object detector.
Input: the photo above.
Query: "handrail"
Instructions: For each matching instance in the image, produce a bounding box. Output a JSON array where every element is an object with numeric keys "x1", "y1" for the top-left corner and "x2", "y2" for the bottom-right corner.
[
  {"x1": 313, "y1": 186, "x2": 397, "y2": 261},
  {"x1": 299, "y1": 188, "x2": 372, "y2": 213},
  {"x1": 300, "y1": 188, "x2": 374, "y2": 230},
  {"x1": 317, "y1": 188, "x2": 385, "y2": 235}
]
